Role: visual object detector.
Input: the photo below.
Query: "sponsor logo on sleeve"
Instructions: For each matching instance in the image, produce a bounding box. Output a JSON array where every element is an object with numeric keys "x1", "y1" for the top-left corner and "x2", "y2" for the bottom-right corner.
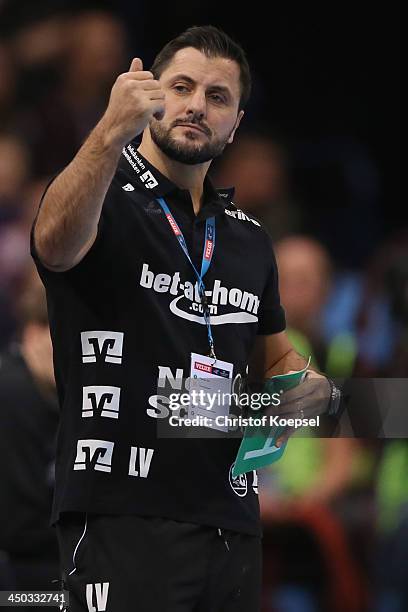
[
  {"x1": 74, "y1": 440, "x2": 114, "y2": 472},
  {"x1": 82, "y1": 386, "x2": 121, "y2": 419},
  {"x1": 81, "y1": 331, "x2": 124, "y2": 364}
]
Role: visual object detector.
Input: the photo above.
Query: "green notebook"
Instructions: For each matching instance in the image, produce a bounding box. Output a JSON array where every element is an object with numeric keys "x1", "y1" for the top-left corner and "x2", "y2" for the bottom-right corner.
[{"x1": 232, "y1": 358, "x2": 311, "y2": 478}]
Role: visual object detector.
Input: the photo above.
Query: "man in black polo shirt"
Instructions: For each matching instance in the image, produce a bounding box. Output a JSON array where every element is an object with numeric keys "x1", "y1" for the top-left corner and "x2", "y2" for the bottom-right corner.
[{"x1": 31, "y1": 25, "x2": 330, "y2": 612}]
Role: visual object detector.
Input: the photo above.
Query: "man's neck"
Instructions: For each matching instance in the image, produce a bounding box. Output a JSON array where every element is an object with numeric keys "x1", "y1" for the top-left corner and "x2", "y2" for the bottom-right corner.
[{"x1": 138, "y1": 130, "x2": 211, "y2": 214}]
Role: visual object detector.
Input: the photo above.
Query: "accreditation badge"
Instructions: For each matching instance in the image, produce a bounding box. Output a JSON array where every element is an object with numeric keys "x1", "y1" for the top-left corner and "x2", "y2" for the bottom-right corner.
[{"x1": 188, "y1": 353, "x2": 233, "y2": 432}]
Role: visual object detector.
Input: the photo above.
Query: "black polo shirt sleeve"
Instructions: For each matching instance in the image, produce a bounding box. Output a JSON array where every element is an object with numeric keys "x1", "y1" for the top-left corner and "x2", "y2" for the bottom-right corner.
[{"x1": 256, "y1": 242, "x2": 286, "y2": 335}]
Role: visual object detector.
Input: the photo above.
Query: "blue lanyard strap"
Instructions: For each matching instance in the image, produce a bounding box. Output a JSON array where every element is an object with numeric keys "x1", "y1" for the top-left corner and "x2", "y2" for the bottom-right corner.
[{"x1": 156, "y1": 197, "x2": 216, "y2": 359}]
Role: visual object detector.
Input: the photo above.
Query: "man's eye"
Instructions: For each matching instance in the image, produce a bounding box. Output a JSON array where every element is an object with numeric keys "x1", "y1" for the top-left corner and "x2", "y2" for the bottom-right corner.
[
  {"x1": 174, "y1": 85, "x2": 189, "y2": 93},
  {"x1": 210, "y1": 94, "x2": 225, "y2": 104}
]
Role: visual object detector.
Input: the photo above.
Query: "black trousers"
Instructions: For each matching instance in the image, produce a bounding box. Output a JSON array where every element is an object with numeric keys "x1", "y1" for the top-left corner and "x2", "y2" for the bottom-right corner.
[{"x1": 57, "y1": 512, "x2": 261, "y2": 612}]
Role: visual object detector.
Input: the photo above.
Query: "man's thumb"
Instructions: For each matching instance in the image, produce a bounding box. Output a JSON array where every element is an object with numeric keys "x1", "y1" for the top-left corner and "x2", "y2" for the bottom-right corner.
[{"x1": 129, "y1": 57, "x2": 143, "y2": 72}]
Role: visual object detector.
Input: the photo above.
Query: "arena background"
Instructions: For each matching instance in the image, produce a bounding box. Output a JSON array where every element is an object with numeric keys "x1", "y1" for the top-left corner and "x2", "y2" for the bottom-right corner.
[{"x1": 0, "y1": 2, "x2": 405, "y2": 611}]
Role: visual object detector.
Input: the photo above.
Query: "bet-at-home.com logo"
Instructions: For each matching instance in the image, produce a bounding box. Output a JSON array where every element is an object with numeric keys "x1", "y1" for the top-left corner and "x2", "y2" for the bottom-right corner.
[{"x1": 139, "y1": 263, "x2": 260, "y2": 325}]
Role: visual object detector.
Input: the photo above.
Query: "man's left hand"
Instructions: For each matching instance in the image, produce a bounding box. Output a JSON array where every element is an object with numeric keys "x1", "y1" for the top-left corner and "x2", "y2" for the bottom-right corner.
[{"x1": 263, "y1": 370, "x2": 331, "y2": 447}]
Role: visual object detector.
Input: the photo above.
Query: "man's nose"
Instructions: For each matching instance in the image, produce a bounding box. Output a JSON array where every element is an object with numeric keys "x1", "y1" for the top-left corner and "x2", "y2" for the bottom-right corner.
[{"x1": 185, "y1": 89, "x2": 207, "y2": 120}]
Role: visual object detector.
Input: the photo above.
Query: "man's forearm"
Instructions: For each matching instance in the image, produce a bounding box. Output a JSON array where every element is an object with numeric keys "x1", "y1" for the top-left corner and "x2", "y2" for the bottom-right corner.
[{"x1": 34, "y1": 120, "x2": 123, "y2": 271}]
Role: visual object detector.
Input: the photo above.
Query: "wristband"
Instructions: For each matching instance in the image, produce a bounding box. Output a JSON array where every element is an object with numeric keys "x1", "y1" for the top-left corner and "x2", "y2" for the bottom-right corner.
[{"x1": 326, "y1": 378, "x2": 342, "y2": 417}]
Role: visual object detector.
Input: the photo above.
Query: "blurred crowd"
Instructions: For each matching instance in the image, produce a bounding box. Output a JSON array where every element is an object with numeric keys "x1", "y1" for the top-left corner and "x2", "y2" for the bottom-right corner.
[{"x1": 0, "y1": 5, "x2": 407, "y2": 612}]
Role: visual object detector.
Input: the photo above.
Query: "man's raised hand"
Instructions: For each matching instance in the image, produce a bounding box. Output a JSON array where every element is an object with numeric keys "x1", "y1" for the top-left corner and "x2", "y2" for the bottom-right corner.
[{"x1": 100, "y1": 57, "x2": 165, "y2": 148}]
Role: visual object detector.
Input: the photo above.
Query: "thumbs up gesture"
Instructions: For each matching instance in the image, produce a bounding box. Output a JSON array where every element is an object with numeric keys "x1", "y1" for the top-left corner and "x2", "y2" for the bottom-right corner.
[{"x1": 100, "y1": 58, "x2": 165, "y2": 148}]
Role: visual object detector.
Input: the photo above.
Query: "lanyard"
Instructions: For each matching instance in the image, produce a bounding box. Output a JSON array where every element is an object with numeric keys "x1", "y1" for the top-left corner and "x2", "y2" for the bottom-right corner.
[{"x1": 156, "y1": 197, "x2": 217, "y2": 360}]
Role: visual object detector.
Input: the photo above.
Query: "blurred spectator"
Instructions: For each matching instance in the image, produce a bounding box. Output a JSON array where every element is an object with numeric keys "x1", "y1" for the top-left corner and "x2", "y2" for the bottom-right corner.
[
  {"x1": 19, "y1": 10, "x2": 129, "y2": 175},
  {"x1": 11, "y1": 16, "x2": 66, "y2": 71},
  {"x1": 259, "y1": 235, "x2": 377, "y2": 610},
  {"x1": 9, "y1": 15, "x2": 68, "y2": 114},
  {"x1": 212, "y1": 131, "x2": 302, "y2": 241},
  {"x1": 355, "y1": 233, "x2": 408, "y2": 609},
  {"x1": 0, "y1": 0, "x2": 67, "y2": 35},
  {"x1": 0, "y1": 177, "x2": 50, "y2": 297},
  {"x1": 0, "y1": 43, "x2": 18, "y2": 128},
  {"x1": 0, "y1": 133, "x2": 32, "y2": 347},
  {"x1": 355, "y1": 229, "x2": 408, "y2": 377},
  {"x1": 0, "y1": 266, "x2": 59, "y2": 595},
  {"x1": 374, "y1": 440, "x2": 408, "y2": 611},
  {"x1": 259, "y1": 438, "x2": 370, "y2": 612},
  {"x1": 291, "y1": 135, "x2": 381, "y2": 269},
  {"x1": 275, "y1": 235, "x2": 357, "y2": 377},
  {"x1": 0, "y1": 133, "x2": 31, "y2": 216}
]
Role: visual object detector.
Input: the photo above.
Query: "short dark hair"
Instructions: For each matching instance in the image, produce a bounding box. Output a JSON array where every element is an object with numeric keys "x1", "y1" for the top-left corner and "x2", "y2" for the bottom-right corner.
[{"x1": 151, "y1": 25, "x2": 251, "y2": 110}]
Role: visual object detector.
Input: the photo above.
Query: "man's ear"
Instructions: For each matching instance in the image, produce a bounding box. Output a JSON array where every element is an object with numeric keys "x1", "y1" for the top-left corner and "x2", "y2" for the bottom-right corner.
[{"x1": 227, "y1": 110, "x2": 244, "y2": 144}]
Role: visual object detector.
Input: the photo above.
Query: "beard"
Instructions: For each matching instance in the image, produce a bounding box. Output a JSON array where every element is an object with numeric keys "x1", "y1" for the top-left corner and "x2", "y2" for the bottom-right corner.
[{"x1": 149, "y1": 118, "x2": 232, "y2": 165}]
